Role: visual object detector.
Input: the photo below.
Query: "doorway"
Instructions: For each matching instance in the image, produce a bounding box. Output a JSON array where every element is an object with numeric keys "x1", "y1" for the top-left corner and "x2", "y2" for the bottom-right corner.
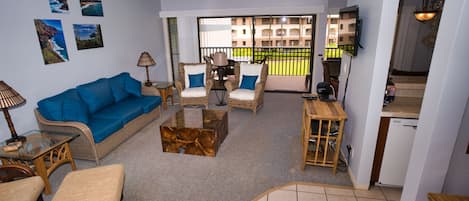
[{"x1": 198, "y1": 15, "x2": 316, "y2": 92}]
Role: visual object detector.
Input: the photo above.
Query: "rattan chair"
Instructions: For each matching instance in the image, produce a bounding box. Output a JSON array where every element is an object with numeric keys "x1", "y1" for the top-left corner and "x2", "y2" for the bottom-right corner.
[
  {"x1": 175, "y1": 63, "x2": 213, "y2": 108},
  {"x1": 224, "y1": 63, "x2": 268, "y2": 114}
]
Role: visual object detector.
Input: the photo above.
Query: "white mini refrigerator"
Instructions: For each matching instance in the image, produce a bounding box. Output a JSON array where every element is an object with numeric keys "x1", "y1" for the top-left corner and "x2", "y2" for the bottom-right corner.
[{"x1": 378, "y1": 118, "x2": 418, "y2": 187}]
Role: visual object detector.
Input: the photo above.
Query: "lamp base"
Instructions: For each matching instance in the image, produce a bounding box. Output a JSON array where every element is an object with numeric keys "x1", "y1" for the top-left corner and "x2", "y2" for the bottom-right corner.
[
  {"x1": 144, "y1": 81, "x2": 153, "y2": 87},
  {"x1": 6, "y1": 135, "x2": 26, "y2": 144}
]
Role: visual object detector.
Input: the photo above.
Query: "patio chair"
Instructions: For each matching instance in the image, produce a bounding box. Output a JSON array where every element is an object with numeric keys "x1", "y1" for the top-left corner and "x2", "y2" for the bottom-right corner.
[
  {"x1": 224, "y1": 63, "x2": 268, "y2": 114},
  {"x1": 175, "y1": 63, "x2": 213, "y2": 108}
]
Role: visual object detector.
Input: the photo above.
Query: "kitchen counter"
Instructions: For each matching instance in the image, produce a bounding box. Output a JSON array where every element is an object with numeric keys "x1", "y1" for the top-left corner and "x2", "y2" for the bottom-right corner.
[{"x1": 381, "y1": 96, "x2": 423, "y2": 118}]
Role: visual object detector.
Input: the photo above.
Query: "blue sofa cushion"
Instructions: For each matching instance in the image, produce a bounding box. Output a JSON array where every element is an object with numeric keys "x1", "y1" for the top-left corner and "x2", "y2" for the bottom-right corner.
[
  {"x1": 92, "y1": 99, "x2": 144, "y2": 124},
  {"x1": 125, "y1": 76, "x2": 142, "y2": 97},
  {"x1": 38, "y1": 89, "x2": 89, "y2": 123},
  {"x1": 88, "y1": 117, "x2": 123, "y2": 143},
  {"x1": 120, "y1": 95, "x2": 162, "y2": 113},
  {"x1": 109, "y1": 73, "x2": 131, "y2": 102},
  {"x1": 77, "y1": 78, "x2": 115, "y2": 113}
]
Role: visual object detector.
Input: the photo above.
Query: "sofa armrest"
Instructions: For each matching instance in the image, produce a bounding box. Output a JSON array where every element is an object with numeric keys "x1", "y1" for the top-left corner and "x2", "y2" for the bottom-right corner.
[
  {"x1": 34, "y1": 109, "x2": 100, "y2": 164},
  {"x1": 141, "y1": 86, "x2": 160, "y2": 96}
]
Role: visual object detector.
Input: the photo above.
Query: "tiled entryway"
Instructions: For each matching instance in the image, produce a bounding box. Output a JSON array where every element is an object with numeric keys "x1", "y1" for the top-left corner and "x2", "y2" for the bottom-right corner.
[{"x1": 252, "y1": 182, "x2": 402, "y2": 201}]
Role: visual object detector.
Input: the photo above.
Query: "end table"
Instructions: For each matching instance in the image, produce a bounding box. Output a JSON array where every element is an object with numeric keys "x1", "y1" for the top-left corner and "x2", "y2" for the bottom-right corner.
[
  {"x1": 152, "y1": 81, "x2": 174, "y2": 110},
  {"x1": 0, "y1": 130, "x2": 79, "y2": 194}
]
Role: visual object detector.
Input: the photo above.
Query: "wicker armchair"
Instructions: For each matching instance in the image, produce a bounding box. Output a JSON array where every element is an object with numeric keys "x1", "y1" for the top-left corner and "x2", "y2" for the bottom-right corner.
[
  {"x1": 0, "y1": 164, "x2": 44, "y2": 201},
  {"x1": 224, "y1": 63, "x2": 268, "y2": 114},
  {"x1": 175, "y1": 63, "x2": 213, "y2": 108}
]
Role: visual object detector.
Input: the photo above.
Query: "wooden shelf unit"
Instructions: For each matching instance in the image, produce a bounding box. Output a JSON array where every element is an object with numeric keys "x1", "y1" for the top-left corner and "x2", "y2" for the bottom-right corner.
[{"x1": 301, "y1": 99, "x2": 347, "y2": 174}]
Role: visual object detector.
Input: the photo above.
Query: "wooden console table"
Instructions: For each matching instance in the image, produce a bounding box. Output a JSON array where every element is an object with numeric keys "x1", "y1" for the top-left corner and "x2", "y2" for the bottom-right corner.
[{"x1": 301, "y1": 99, "x2": 347, "y2": 174}]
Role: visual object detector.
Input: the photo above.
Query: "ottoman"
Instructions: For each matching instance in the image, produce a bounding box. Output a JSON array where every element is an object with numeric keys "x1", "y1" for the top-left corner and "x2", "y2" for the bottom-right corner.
[{"x1": 52, "y1": 164, "x2": 124, "y2": 201}]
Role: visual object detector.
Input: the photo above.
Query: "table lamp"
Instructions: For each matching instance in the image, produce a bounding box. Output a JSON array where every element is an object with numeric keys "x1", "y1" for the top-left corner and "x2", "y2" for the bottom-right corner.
[
  {"x1": 137, "y1": 51, "x2": 156, "y2": 87},
  {"x1": 0, "y1": 81, "x2": 26, "y2": 144}
]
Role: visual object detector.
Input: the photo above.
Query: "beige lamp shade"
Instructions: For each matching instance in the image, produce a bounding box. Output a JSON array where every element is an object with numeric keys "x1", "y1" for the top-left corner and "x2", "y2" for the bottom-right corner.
[
  {"x1": 137, "y1": 52, "x2": 156, "y2": 67},
  {"x1": 211, "y1": 52, "x2": 228, "y2": 66},
  {"x1": 0, "y1": 81, "x2": 25, "y2": 109}
]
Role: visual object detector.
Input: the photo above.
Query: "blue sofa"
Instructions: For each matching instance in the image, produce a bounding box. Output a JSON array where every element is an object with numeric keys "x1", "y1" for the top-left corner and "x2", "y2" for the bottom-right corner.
[{"x1": 35, "y1": 72, "x2": 162, "y2": 164}]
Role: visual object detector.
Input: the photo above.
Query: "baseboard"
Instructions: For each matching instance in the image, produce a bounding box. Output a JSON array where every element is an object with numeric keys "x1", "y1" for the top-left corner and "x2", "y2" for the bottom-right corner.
[{"x1": 347, "y1": 167, "x2": 369, "y2": 190}]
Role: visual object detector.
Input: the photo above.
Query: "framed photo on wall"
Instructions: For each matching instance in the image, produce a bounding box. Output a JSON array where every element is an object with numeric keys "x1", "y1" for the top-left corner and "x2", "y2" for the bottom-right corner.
[
  {"x1": 49, "y1": 0, "x2": 70, "y2": 14},
  {"x1": 34, "y1": 19, "x2": 69, "y2": 64},
  {"x1": 80, "y1": 0, "x2": 103, "y2": 16},
  {"x1": 73, "y1": 24, "x2": 104, "y2": 50}
]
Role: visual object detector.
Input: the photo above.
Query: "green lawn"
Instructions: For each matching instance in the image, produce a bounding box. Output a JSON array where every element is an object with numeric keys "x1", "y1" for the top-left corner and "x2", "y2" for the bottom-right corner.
[{"x1": 266, "y1": 60, "x2": 310, "y2": 76}]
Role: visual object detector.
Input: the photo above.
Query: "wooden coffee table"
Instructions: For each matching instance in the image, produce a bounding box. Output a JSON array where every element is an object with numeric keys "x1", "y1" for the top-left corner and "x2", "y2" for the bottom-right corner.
[
  {"x1": 0, "y1": 130, "x2": 78, "y2": 194},
  {"x1": 160, "y1": 109, "x2": 228, "y2": 156}
]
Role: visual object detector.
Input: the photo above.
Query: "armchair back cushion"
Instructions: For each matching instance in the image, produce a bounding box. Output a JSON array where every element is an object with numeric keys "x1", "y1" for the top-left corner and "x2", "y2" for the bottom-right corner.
[
  {"x1": 239, "y1": 75, "x2": 258, "y2": 90},
  {"x1": 239, "y1": 63, "x2": 263, "y2": 87},
  {"x1": 183, "y1": 64, "x2": 207, "y2": 88},
  {"x1": 188, "y1": 73, "x2": 205, "y2": 88}
]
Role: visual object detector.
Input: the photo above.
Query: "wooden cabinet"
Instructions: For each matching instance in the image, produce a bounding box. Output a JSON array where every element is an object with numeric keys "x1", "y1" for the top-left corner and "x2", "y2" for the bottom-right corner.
[{"x1": 301, "y1": 99, "x2": 347, "y2": 174}]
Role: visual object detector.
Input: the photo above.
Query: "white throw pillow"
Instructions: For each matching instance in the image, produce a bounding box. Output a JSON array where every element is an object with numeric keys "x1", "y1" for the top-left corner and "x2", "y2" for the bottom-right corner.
[
  {"x1": 184, "y1": 64, "x2": 206, "y2": 87},
  {"x1": 239, "y1": 63, "x2": 263, "y2": 87}
]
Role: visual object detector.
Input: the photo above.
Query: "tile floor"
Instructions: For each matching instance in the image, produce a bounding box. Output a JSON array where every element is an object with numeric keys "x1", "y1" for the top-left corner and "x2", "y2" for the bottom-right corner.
[{"x1": 252, "y1": 182, "x2": 402, "y2": 201}]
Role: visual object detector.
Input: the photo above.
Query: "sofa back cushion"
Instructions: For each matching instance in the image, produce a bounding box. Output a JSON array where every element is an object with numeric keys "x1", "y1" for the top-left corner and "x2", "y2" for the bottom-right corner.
[
  {"x1": 109, "y1": 73, "x2": 131, "y2": 102},
  {"x1": 77, "y1": 78, "x2": 114, "y2": 113},
  {"x1": 37, "y1": 89, "x2": 89, "y2": 124},
  {"x1": 124, "y1": 76, "x2": 142, "y2": 97}
]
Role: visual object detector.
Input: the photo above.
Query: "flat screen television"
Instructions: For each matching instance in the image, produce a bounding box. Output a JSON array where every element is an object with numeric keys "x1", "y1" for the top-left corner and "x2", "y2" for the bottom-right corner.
[{"x1": 338, "y1": 5, "x2": 361, "y2": 56}]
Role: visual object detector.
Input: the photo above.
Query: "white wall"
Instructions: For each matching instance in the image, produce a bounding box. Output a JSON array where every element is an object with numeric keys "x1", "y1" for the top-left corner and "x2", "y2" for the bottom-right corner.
[
  {"x1": 0, "y1": 0, "x2": 166, "y2": 141},
  {"x1": 340, "y1": 0, "x2": 399, "y2": 188},
  {"x1": 443, "y1": 100, "x2": 469, "y2": 195},
  {"x1": 402, "y1": 0, "x2": 469, "y2": 200}
]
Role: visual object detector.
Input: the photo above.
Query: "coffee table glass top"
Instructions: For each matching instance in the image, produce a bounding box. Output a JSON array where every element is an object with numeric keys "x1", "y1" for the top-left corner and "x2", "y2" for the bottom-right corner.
[
  {"x1": 161, "y1": 108, "x2": 227, "y2": 129},
  {"x1": 152, "y1": 81, "x2": 173, "y2": 89},
  {"x1": 0, "y1": 130, "x2": 79, "y2": 161}
]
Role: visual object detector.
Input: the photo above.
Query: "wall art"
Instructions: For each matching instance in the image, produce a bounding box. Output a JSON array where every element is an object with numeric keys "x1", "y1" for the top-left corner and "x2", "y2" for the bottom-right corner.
[
  {"x1": 49, "y1": 0, "x2": 70, "y2": 13},
  {"x1": 34, "y1": 19, "x2": 69, "y2": 64},
  {"x1": 73, "y1": 24, "x2": 104, "y2": 50},
  {"x1": 80, "y1": 0, "x2": 103, "y2": 16}
]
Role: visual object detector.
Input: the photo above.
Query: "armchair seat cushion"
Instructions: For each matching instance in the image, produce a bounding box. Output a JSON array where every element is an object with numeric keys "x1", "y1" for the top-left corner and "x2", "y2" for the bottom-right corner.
[
  {"x1": 229, "y1": 89, "x2": 255, "y2": 100},
  {"x1": 181, "y1": 87, "x2": 206, "y2": 98}
]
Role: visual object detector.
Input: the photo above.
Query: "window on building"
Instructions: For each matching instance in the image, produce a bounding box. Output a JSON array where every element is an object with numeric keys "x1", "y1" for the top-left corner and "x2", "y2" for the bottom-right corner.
[
  {"x1": 305, "y1": 40, "x2": 311, "y2": 46},
  {"x1": 262, "y1": 18, "x2": 271, "y2": 25},
  {"x1": 276, "y1": 40, "x2": 286, "y2": 46},
  {"x1": 262, "y1": 29, "x2": 272, "y2": 37},
  {"x1": 232, "y1": 41, "x2": 237, "y2": 47},
  {"x1": 231, "y1": 18, "x2": 237, "y2": 25},
  {"x1": 290, "y1": 28, "x2": 300, "y2": 36},
  {"x1": 290, "y1": 17, "x2": 300, "y2": 24},
  {"x1": 232, "y1": 29, "x2": 237, "y2": 36},
  {"x1": 290, "y1": 40, "x2": 299, "y2": 46},
  {"x1": 305, "y1": 28, "x2": 312, "y2": 35},
  {"x1": 339, "y1": 36, "x2": 343, "y2": 42},
  {"x1": 340, "y1": 24, "x2": 343, "y2": 30},
  {"x1": 243, "y1": 29, "x2": 246, "y2": 35},
  {"x1": 276, "y1": 29, "x2": 286, "y2": 36},
  {"x1": 331, "y1": 18, "x2": 338, "y2": 24},
  {"x1": 262, "y1": 41, "x2": 272, "y2": 46},
  {"x1": 242, "y1": 41, "x2": 246, "y2": 46},
  {"x1": 242, "y1": 18, "x2": 246, "y2": 25},
  {"x1": 348, "y1": 23, "x2": 356, "y2": 32}
]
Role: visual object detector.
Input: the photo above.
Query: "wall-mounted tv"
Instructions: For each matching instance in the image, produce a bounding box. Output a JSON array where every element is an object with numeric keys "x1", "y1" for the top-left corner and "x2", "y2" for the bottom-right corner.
[{"x1": 338, "y1": 5, "x2": 361, "y2": 56}]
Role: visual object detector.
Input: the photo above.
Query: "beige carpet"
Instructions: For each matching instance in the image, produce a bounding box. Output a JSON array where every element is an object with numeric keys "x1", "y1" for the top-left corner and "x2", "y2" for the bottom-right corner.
[{"x1": 44, "y1": 92, "x2": 352, "y2": 201}]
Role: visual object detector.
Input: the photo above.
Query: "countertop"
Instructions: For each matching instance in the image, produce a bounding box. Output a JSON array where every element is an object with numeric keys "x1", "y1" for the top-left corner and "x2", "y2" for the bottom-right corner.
[{"x1": 381, "y1": 97, "x2": 422, "y2": 119}]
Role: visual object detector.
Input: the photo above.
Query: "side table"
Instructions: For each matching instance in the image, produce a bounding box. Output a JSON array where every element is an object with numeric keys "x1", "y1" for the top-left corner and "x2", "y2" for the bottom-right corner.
[
  {"x1": 0, "y1": 130, "x2": 79, "y2": 194},
  {"x1": 152, "y1": 81, "x2": 174, "y2": 110}
]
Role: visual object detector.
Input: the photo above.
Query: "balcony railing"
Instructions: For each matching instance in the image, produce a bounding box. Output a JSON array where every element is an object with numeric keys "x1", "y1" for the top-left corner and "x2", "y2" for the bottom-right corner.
[{"x1": 200, "y1": 47, "x2": 342, "y2": 76}]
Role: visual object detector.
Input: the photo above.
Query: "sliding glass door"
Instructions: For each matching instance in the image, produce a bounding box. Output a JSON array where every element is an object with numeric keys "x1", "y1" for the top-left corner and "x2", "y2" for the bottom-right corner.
[{"x1": 198, "y1": 15, "x2": 315, "y2": 92}]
